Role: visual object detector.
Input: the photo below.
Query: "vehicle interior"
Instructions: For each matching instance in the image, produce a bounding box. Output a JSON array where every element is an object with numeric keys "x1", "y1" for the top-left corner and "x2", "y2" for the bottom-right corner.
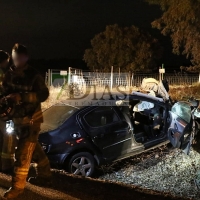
[
  {"x1": 119, "y1": 98, "x2": 167, "y2": 145},
  {"x1": 84, "y1": 106, "x2": 120, "y2": 127},
  {"x1": 131, "y1": 99, "x2": 166, "y2": 144}
]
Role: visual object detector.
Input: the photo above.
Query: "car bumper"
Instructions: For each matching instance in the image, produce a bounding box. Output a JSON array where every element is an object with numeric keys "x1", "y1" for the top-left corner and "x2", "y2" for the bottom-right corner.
[{"x1": 47, "y1": 153, "x2": 71, "y2": 166}]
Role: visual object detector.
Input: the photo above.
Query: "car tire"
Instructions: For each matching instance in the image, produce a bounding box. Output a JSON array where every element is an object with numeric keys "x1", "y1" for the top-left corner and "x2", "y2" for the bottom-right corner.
[{"x1": 67, "y1": 152, "x2": 95, "y2": 177}]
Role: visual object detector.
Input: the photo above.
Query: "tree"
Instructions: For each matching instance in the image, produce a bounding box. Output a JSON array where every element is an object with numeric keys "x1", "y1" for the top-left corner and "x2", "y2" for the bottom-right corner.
[
  {"x1": 83, "y1": 24, "x2": 163, "y2": 72},
  {"x1": 146, "y1": 0, "x2": 200, "y2": 71}
]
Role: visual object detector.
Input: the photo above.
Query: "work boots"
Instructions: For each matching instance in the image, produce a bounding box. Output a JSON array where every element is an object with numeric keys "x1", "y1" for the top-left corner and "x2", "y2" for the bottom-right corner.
[
  {"x1": 28, "y1": 175, "x2": 52, "y2": 187},
  {"x1": 28, "y1": 142, "x2": 52, "y2": 187},
  {"x1": 3, "y1": 142, "x2": 36, "y2": 199},
  {"x1": 3, "y1": 187, "x2": 23, "y2": 200},
  {"x1": 28, "y1": 161, "x2": 52, "y2": 187}
]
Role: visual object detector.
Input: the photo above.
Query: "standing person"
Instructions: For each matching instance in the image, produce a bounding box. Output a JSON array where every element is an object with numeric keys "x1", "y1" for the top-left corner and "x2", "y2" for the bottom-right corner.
[
  {"x1": 0, "y1": 50, "x2": 16, "y2": 173},
  {"x1": 2, "y1": 44, "x2": 52, "y2": 200}
]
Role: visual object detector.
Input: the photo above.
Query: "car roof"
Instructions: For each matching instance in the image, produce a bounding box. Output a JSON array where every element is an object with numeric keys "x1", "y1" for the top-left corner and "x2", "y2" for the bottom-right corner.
[
  {"x1": 51, "y1": 102, "x2": 82, "y2": 109},
  {"x1": 49, "y1": 91, "x2": 166, "y2": 109},
  {"x1": 130, "y1": 91, "x2": 165, "y2": 103},
  {"x1": 54, "y1": 97, "x2": 129, "y2": 107}
]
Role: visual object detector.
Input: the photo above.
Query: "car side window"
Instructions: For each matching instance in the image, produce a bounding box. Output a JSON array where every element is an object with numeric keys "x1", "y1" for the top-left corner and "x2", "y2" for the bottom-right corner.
[{"x1": 84, "y1": 106, "x2": 120, "y2": 127}]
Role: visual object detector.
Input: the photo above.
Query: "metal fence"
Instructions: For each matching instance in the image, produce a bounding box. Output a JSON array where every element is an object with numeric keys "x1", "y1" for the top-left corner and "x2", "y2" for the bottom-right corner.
[
  {"x1": 48, "y1": 68, "x2": 199, "y2": 87},
  {"x1": 131, "y1": 73, "x2": 199, "y2": 86}
]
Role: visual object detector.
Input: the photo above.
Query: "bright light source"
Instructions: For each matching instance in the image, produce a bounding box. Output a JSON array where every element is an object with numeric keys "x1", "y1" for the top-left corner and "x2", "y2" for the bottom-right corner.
[
  {"x1": 6, "y1": 126, "x2": 14, "y2": 134},
  {"x1": 6, "y1": 120, "x2": 14, "y2": 134}
]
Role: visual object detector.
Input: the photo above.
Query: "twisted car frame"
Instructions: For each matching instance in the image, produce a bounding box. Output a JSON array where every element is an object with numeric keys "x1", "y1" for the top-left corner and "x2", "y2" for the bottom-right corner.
[{"x1": 38, "y1": 91, "x2": 197, "y2": 177}]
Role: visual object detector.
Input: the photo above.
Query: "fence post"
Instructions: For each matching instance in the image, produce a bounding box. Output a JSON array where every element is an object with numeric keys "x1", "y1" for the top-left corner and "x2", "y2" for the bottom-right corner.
[
  {"x1": 47, "y1": 69, "x2": 52, "y2": 87},
  {"x1": 162, "y1": 64, "x2": 164, "y2": 80},
  {"x1": 159, "y1": 67, "x2": 161, "y2": 82},
  {"x1": 131, "y1": 73, "x2": 134, "y2": 87},
  {"x1": 47, "y1": 69, "x2": 50, "y2": 87},
  {"x1": 199, "y1": 72, "x2": 200, "y2": 83},
  {"x1": 68, "y1": 67, "x2": 71, "y2": 85},
  {"x1": 110, "y1": 66, "x2": 113, "y2": 90}
]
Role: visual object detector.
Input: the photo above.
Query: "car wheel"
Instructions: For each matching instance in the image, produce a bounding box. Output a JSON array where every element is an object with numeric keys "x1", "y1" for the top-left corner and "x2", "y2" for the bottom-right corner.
[{"x1": 67, "y1": 152, "x2": 95, "y2": 177}]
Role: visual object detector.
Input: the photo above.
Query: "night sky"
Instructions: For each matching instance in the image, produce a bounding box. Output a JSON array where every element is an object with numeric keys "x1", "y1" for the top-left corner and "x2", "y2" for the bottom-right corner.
[{"x1": 0, "y1": 0, "x2": 190, "y2": 69}]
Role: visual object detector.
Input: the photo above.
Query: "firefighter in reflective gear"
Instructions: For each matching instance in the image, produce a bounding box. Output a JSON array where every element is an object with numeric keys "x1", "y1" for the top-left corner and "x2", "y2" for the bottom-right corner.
[
  {"x1": 0, "y1": 51, "x2": 16, "y2": 173},
  {"x1": 2, "y1": 44, "x2": 51, "y2": 200}
]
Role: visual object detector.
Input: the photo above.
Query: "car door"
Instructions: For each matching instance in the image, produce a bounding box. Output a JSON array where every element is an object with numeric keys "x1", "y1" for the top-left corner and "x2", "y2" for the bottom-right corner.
[
  {"x1": 167, "y1": 101, "x2": 193, "y2": 154},
  {"x1": 129, "y1": 92, "x2": 169, "y2": 145},
  {"x1": 78, "y1": 106, "x2": 133, "y2": 160}
]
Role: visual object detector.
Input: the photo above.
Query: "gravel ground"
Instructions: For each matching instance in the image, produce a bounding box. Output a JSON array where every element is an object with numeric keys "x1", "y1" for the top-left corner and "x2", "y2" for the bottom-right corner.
[
  {"x1": 0, "y1": 169, "x2": 184, "y2": 200},
  {"x1": 99, "y1": 145, "x2": 200, "y2": 200},
  {"x1": 1, "y1": 144, "x2": 200, "y2": 199}
]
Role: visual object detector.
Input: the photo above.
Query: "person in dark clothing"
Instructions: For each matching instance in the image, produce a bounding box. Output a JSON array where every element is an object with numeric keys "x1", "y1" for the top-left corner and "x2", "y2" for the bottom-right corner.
[
  {"x1": 0, "y1": 50, "x2": 10, "y2": 94},
  {"x1": 2, "y1": 44, "x2": 51, "y2": 200},
  {"x1": 0, "y1": 50, "x2": 16, "y2": 173}
]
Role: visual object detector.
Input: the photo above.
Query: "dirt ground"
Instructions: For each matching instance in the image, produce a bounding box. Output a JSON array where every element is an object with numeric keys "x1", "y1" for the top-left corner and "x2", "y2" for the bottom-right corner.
[{"x1": 0, "y1": 170, "x2": 190, "y2": 200}]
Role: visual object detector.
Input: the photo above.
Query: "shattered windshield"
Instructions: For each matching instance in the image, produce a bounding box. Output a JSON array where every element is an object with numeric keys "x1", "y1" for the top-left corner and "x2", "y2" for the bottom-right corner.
[
  {"x1": 40, "y1": 105, "x2": 79, "y2": 133},
  {"x1": 171, "y1": 102, "x2": 191, "y2": 123}
]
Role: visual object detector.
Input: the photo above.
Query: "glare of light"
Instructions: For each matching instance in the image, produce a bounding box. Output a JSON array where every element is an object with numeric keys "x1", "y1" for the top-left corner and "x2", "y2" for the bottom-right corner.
[
  {"x1": 6, "y1": 121, "x2": 14, "y2": 134},
  {"x1": 6, "y1": 126, "x2": 14, "y2": 134}
]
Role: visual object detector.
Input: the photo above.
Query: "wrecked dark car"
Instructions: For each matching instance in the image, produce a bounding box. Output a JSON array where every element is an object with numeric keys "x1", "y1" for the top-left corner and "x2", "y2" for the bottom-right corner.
[{"x1": 37, "y1": 90, "x2": 200, "y2": 177}]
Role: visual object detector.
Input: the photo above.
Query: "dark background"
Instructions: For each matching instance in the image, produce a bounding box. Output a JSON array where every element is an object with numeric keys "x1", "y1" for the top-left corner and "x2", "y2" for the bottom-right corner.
[{"x1": 0, "y1": 0, "x2": 190, "y2": 73}]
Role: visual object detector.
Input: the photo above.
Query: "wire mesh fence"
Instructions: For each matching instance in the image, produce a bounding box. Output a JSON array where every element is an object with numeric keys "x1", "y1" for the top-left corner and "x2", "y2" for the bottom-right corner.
[
  {"x1": 48, "y1": 68, "x2": 199, "y2": 87},
  {"x1": 131, "y1": 73, "x2": 199, "y2": 86},
  {"x1": 74, "y1": 73, "x2": 199, "y2": 87}
]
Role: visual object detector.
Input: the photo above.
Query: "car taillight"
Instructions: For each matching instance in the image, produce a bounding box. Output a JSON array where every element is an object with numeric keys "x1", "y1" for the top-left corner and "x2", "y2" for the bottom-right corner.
[{"x1": 76, "y1": 138, "x2": 83, "y2": 143}]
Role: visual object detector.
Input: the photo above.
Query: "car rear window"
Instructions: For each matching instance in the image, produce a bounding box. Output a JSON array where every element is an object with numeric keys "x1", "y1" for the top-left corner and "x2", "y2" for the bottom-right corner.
[
  {"x1": 40, "y1": 105, "x2": 78, "y2": 133},
  {"x1": 84, "y1": 106, "x2": 120, "y2": 127}
]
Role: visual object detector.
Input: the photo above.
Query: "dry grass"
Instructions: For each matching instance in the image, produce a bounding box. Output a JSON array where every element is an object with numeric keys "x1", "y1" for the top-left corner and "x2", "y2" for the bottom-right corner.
[
  {"x1": 42, "y1": 85, "x2": 133, "y2": 109},
  {"x1": 169, "y1": 83, "x2": 200, "y2": 101},
  {"x1": 42, "y1": 86, "x2": 63, "y2": 110},
  {"x1": 42, "y1": 84, "x2": 200, "y2": 110}
]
